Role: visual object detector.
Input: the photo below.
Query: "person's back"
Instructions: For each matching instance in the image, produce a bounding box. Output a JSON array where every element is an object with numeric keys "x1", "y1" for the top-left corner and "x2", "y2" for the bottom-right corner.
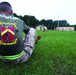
[
  {"x1": 0, "y1": 1, "x2": 41, "y2": 63},
  {"x1": 0, "y1": 14, "x2": 29, "y2": 56}
]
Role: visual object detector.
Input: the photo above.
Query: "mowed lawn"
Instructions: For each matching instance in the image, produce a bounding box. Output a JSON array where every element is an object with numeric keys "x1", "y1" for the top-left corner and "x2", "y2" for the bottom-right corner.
[{"x1": 0, "y1": 30, "x2": 76, "y2": 75}]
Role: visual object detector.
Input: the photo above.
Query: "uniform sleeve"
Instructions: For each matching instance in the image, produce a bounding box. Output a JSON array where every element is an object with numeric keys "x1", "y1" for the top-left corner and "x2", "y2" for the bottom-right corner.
[{"x1": 23, "y1": 21, "x2": 30, "y2": 34}]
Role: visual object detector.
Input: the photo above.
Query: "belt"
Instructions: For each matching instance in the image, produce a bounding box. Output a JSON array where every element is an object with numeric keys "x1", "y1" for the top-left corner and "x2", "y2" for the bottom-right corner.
[{"x1": 0, "y1": 51, "x2": 24, "y2": 60}]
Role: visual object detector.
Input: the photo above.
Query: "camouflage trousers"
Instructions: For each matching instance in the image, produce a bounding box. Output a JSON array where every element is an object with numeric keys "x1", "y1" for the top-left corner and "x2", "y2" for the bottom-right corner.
[{"x1": 0, "y1": 28, "x2": 36, "y2": 63}]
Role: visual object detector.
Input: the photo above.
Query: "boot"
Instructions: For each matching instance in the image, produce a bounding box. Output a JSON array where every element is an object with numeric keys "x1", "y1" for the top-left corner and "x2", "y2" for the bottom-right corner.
[{"x1": 35, "y1": 35, "x2": 41, "y2": 44}]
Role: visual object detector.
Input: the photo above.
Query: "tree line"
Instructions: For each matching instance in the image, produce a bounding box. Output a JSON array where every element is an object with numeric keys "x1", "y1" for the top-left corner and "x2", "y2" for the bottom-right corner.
[{"x1": 13, "y1": 13, "x2": 76, "y2": 30}]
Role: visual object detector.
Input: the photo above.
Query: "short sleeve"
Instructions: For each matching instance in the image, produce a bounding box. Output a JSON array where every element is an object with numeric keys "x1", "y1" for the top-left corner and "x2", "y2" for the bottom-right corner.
[{"x1": 23, "y1": 21, "x2": 30, "y2": 34}]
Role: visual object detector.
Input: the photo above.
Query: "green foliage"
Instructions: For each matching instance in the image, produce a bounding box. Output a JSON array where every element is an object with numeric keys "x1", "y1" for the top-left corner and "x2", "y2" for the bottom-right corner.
[
  {"x1": 13, "y1": 13, "x2": 75, "y2": 30},
  {"x1": 54, "y1": 20, "x2": 70, "y2": 28},
  {"x1": 13, "y1": 13, "x2": 39, "y2": 28},
  {"x1": 40, "y1": 19, "x2": 54, "y2": 29},
  {"x1": 0, "y1": 30, "x2": 76, "y2": 75}
]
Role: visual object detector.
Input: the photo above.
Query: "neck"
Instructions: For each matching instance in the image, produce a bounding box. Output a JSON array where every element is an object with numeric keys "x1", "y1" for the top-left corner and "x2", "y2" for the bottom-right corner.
[
  {"x1": 0, "y1": 12, "x2": 13, "y2": 16},
  {"x1": 0, "y1": 12, "x2": 9, "y2": 15}
]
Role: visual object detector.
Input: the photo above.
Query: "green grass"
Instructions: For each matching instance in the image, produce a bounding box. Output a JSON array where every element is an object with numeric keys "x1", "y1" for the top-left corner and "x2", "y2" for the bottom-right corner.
[{"x1": 0, "y1": 30, "x2": 76, "y2": 75}]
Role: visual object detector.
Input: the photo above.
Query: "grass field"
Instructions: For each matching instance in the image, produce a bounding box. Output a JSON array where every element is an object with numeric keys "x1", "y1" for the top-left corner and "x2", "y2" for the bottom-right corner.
[{"x1": 0, "y1": 30, "x2": 76, "y2": 75}]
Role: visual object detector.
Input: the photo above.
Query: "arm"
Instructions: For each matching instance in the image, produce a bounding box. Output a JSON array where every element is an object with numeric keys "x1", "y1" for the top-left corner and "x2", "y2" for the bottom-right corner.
[
  {"x1": 23, "y1": 27, "x2": 30, "y2": 34},
  {"x1": 23, "y1": 21, "x2": 30, "y2": 34}
]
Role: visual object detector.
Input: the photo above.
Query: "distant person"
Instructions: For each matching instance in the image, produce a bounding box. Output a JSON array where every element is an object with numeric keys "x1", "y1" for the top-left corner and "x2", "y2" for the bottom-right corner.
[
  {"x1": 70, "y1": 28, "x2": 72, "y2": 32},
  {"x1": 62, "y1": 28, "x2": 64, "y2": 31},
  {"x1": 0, "y1": 1, "x2": 41, "y2": 63},
  {"x1": 43, "y1": 27, "x2": 47, "y2": 32}
]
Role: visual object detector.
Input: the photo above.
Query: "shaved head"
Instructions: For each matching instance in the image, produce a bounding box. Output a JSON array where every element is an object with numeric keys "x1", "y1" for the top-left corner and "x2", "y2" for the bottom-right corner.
[{"x1": 0, "y1": 2, "x2": 13, "y2": 15}]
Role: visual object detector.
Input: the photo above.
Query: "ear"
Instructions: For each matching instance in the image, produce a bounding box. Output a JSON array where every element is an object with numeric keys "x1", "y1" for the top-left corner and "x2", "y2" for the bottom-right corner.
[{"x1": 10, "y1": 9, "x2": 13, "y2": 16}]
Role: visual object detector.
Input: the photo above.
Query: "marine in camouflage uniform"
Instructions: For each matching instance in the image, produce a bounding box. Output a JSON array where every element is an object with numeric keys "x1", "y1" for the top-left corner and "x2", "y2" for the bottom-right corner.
[{"x1": 0, "y1": 2, "x2": 41, "y2": 63}]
